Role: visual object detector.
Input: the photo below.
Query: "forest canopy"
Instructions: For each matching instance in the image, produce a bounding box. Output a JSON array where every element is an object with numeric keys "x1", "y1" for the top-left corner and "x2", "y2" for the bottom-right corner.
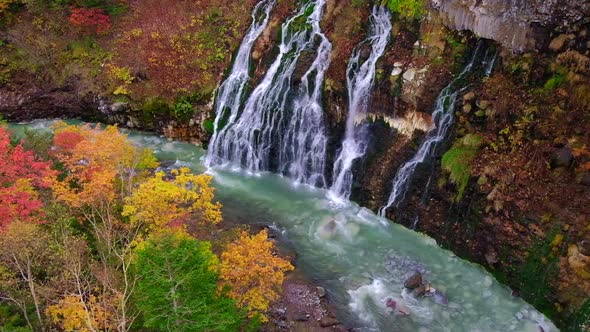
[{"x1": 0, "y1": 123, "x2": 292, "y2": 331}]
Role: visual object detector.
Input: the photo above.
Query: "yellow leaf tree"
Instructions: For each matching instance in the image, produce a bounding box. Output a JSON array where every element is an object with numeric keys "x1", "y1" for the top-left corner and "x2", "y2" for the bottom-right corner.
[
  {"x1": 219, "y1": 230, "x2": 293, "y2": 320},
  {"x1": 0, "y1": 0, "x2": 14, "y2": 14},
  {"x1": 46, "y1": 294, "x2": 117, "y2": 332},
  {"x1": 122, "y1": 167, "x2": 222, "y2": 234},
  {"x1": 50, "y1": 122, "x2": 158, "y2": 331}
]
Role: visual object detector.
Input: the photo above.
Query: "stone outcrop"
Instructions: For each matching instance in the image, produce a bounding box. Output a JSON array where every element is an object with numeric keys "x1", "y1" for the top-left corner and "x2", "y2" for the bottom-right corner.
[
  {"x1": 0, "y1": 75, "x2": 101, "y2": 122},
  {"x1": 431, "y1": 0, "x2": 590, "y2": 52}
]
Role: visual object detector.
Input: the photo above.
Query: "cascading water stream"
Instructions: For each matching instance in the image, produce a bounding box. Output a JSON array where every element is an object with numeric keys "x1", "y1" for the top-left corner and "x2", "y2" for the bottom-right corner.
[
  {"x1": 379, "y1": 42, "x2": 485, "y2": 216},
  {"x1": 329, "y1": 6, "x2": 392, "y2": 200},
  {"x1": 207, "y1": 0, "x2": 332, "y2": 187},
  {"x1": 483, "y1": 47, "x2": 498, "y2": 76},
  {"x1": 205, "y1": 0, "x2": 275, "y2": 168}
]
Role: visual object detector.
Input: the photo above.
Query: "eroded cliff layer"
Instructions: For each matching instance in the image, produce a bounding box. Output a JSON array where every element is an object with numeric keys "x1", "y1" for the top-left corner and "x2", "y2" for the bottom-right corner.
[{"x1": 432, "y1": 0, "x2": 590, "y2": 51}]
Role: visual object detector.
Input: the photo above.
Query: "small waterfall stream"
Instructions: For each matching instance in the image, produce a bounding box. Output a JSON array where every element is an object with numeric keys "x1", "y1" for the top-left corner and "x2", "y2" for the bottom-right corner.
[
  {"x1": 207, "y1": 0, "x2": 332, "y2": 187},
  {"x1": 483, "y1": 47, "x2": 498, "y2": 76},
  {"x1": 379, "y1": 42, "x2": 485, "y2": 216},
  {"x1": 206, "y1": 0, "x2": 275, "y2": 168},
  {"x1": 329, "y1": 6, "x2": 392, "y2": 200}
]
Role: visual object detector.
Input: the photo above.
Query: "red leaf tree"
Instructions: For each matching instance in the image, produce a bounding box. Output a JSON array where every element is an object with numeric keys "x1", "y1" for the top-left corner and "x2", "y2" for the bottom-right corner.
[
  {"x1": 68, "y1": 7, "x2": 112, "y2": 34},
  {"x1": 0, "y1": 127, "x2": 54, "y2": 229}
]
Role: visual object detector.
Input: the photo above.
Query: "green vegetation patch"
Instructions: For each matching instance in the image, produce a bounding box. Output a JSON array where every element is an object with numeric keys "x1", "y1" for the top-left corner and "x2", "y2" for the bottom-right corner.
[
  {"x1": 543, "y1": 71, "x2": 566, "y2": 91},
  {"x1": 132, "y1": 232, "x2": 245, "y2": 331},
  {"x1": 567, "y1": 299, "x2": 590, "y2": 332},
  {"x1": 386, "y1": 0, "x2": 424, "y2": 19},
  {"x1": 441, "y1": 134, "x2": 484, "y2": 201},
  {"x1": 202, "y1": 118, "x2": 214, "y2": 134},
  {"x1": 171, "y1": 97, "x2": 194, "y2": 122},
  {"x1": 514, "y1": 232, "x2": 560, "y2": 319}
]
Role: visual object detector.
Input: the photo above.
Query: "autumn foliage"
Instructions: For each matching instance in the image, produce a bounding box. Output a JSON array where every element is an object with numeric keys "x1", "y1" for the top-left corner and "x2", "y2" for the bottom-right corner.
[
  {"x1": 46, "y1": 294, "x2": 116, "y2": 332},
  {"x1": 51, "y1": 122, "x2": 156, "y2": 208},
  {"x1": 220, "y1": 230, "x2": 294, "y2": 320},
  {"x1": 0, "y1": 0, "x2": 14, "y2": 14},
  {"x1": 69, "y1": 7, "x2": 112, "y2": 34},
  {"x1": 0, "y1": 124, "x2": 292, "y2": 330},
  {"x1": 123, "y1": 168, "x2": 222, "y2": 233},
  {"x1": 0, "y1": 127, "x2": 54, "y2": 229}
]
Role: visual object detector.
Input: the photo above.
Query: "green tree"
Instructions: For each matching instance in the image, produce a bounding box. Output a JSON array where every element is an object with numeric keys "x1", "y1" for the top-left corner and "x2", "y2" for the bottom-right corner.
[
  {"x1": 132, "y1": 230, "x2": 244, "y2": 331},
  {"x1": 386, "y1": 0, "x2": 423, "y2": 18}
]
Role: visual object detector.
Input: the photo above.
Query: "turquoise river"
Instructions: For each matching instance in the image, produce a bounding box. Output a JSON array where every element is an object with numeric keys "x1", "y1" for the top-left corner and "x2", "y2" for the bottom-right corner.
[{"x1": 10, "y1": 120, "x2": 558, "y2": 332}]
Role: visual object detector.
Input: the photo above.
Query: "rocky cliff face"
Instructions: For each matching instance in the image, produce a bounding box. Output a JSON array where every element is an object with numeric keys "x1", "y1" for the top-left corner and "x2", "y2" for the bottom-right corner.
[{"x1": 432, "y1": 0, "x2": 590, "y2": 51}]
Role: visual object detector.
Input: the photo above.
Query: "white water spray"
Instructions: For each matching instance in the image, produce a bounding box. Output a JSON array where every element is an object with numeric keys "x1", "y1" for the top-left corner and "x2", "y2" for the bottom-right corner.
[
  {"x1": 206, "y1": 0, "x2": 275, "y2": 167},
  {"x1": 483, "y1": 47, "x2": 498, "y2": 76},
  {"x1": 208, "y1": 0, "x2": 332, "y2": 187},
  {"x1": 329, "y1": 6, "x2": 391, "y2": 200}
]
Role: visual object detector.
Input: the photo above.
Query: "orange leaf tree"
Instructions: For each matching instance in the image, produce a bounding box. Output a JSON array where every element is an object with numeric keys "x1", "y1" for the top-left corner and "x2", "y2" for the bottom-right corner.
[
  {"x1": 51, "y1": 122, "x2": 158, "y2": 209},
  {"x1": 219, "y1": 230, "x2": 293, "y2": 320},
  {"x1": 50, "y1": 122, "x2": 158, "y2": 331}
]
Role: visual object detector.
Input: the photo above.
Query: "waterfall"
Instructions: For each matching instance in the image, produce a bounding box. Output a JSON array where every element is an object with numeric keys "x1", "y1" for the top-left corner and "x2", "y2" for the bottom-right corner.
[
  {"x1": 483, "y1": 48, "x2": 498, "y2": 76},
  {"x1": 329, "y1": 6, "x2": 392, "y2": 200},
  {"x1": 206, "y1": 0, "x2": 275, "y2": 167},
  {"x1": 207, "y1": 0, "x2": 332, "y2": 188},
  {"x1": 379, "y1": 42, "x2": 485, "y2": 217}
]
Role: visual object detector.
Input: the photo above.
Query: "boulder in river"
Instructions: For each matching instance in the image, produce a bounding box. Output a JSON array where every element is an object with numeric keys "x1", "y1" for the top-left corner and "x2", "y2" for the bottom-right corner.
[
  {"x1": 404, "y1": 271, "x2": 423, "y2": 289},
  {"x1": 293, "y1": 312, "x2": 310, "y2": 321},
  {"x1": 317, "y1": 286, "x2": 326, "y2": 298},
  {"x1": 414, "y1": 284, "x2": 428, "y2": 297},
  {"x1": 386, "y1": 298, "x2": 411, "y2": 315}
]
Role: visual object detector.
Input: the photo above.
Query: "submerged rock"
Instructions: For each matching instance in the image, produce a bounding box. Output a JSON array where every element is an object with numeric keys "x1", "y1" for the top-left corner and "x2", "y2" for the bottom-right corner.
[
  {"x1": 404, "y1": 271, "x2": 423, "y2": 289},
  {"x1": 294, "y1": 312, "x2": 310, "y2": 321},
  {"x1": 414, "y1": 284, "x2": 428, "y2": 297},
  {"x1": 386, "y1": 298, "x2": 411, "y2": 315},
  {"x1": 433, "y1": 290, "x2": 449, "y2": 305}
]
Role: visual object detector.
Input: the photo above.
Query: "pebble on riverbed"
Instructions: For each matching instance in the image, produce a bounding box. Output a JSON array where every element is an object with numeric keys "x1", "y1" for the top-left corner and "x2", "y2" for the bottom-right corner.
[{"x1": 265, "y1": 274, "x2": 348, "y2": 331}]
